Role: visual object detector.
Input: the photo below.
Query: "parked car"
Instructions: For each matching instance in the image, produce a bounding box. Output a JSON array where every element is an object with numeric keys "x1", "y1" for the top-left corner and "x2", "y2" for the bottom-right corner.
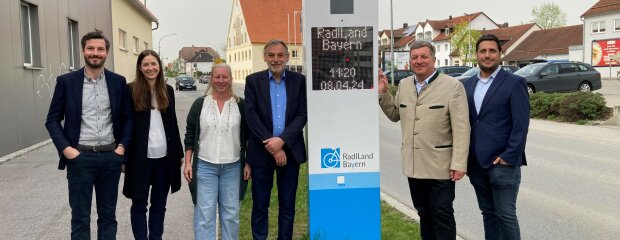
[
  {"x1": 199, "y1": 74, "x2": 210, "y2": 84},
  {"x1": 437, "y1": 66, "x2": 471, "y2": 77},
  {"x1": 384, "y1": 69, "x2": 414, "y2": 85},
  {"x1": 455, "y1": 65, "x2": 520, "y2": 81},
  {"x1": 514, "y1": 62, "x2": 601, "y2": 94},
  {"x1": 175, "y1": 76, "x2": 197, "y2": 91}
]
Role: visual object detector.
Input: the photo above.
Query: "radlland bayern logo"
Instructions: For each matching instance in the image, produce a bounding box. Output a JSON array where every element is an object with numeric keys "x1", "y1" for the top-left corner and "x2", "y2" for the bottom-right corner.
[
  {"x1": 321, "y1": 148, "x2": 341, "y2": 168},
  {"x1": 320, "y1": 147, "x2": 373, "y2": 169}
]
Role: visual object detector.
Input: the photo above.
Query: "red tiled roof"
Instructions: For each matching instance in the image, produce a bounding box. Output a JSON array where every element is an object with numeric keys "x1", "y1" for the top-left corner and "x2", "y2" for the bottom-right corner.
[
  {"x1": 582, "y1": 0, "x2": 620, "y2": 17},
  {"x1": 426, "y1": 12, "x2": 483, "y2": 30},
  {"x1": 178, "y1": 47, "x2": 219, "y2": 61},
  {"x1": 239, "y1": 0, "x2": 302, "y2": 44},
  {"x1": 395, "y1": 34, "x2": 415, "y2": 48},
  {"x1": 482, "y1": 23, "x2": 539, "y2": 53},
  {"x1": 502, "y1": 25, "x2": 583, "y2": 61},
  {"x1": 433, "y1": 32, "x2": 449, "y2": 42}
]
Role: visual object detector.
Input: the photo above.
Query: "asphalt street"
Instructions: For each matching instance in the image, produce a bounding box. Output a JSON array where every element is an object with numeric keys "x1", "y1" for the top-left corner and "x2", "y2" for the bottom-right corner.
[{"x1": 379, "y1": 109, "x2": 620, "y2": 240}]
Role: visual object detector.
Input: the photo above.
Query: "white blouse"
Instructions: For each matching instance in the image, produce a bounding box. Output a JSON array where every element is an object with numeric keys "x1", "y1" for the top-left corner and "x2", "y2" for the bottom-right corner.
[
  {"x1": 197, "y1": 96, "x2": 241, "y2": 164},
  {"x1": 147, "y1": 94, "x2": 167, "y2": 158}
]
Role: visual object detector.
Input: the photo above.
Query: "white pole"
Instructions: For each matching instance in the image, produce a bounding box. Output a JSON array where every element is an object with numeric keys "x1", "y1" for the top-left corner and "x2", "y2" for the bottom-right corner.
[{"x1": 390, "y1": 0, "x2": 395, "y2": 85}]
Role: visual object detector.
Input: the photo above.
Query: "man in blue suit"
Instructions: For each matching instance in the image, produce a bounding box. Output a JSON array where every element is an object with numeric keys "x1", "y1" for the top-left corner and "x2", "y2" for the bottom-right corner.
[
  {"x1": 244, "y1": 39, "x2": 307, "y2": 240},
  {"x1": 463, "y1": 34, "x2": 529, "y2": 240},
  {"x1": 45, "y1": 31, "x2": 133, "y2": 239}
]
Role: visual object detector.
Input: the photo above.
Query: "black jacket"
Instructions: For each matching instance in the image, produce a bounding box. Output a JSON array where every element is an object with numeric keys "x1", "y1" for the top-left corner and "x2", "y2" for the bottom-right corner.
[{"x1": 123, "y1": 84, "x2": 184, "y2": 199}]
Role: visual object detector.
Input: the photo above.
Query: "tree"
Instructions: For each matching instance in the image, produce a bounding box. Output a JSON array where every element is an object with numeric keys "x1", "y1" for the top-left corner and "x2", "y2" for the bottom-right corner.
[
  {"x1": 450, "y1": 21, "x2": 481, "y2": 66},
  {"x1": 531, "y1": 2, "x2": 567, "y2": 29}
]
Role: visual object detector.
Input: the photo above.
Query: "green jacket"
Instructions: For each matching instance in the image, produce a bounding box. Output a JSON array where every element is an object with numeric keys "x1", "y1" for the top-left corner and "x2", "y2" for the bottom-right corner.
[{"x1": 184, "y1": 96, "x2": 248, "y2": 204}]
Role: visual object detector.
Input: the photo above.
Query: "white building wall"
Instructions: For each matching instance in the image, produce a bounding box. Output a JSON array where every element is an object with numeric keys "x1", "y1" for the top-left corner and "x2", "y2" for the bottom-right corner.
[
  {"x1": 469, "y1": 16, "x2": 498, "y2": 30},
  {"x1": 583, "y1": 13, "x2": 620, "y2": 79},
  {"x1": 569, "y1": 45, "x2": 584, "y2": 62},
  {"x1": 434, "y1": 40, "x2": 451, "y2": 67}
]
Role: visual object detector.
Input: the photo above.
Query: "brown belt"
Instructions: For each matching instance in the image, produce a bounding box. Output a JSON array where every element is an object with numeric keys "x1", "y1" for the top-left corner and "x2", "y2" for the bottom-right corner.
[{"x1": 76, "y1": 143, "x2": 116, "y2": 152}]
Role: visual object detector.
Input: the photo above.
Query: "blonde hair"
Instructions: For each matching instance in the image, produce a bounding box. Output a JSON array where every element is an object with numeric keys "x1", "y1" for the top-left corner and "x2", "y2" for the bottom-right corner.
[{"x1": 204, "y1": 63, "x2": 238, "y2": 101}]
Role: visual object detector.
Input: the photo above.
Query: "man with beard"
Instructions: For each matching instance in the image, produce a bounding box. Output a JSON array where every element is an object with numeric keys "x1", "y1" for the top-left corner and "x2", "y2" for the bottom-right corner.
[
  {"x1": 244, "y1": 40, "x2": 307, "y2": 240},
  {"x1": 378, "y1": 41, "x2": 470, "y2": 240},
  {"x1": 45, "y1": 31, "x2": 133, "y2": 239},
  {"x1": 463, "y1": 34, "x2": 529, "y2": 240}
]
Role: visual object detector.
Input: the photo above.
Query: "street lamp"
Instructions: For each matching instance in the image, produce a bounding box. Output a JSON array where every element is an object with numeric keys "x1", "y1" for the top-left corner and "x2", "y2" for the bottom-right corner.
[{"x1": 157, "y1": 33, "x2": 177, "y2": 56}]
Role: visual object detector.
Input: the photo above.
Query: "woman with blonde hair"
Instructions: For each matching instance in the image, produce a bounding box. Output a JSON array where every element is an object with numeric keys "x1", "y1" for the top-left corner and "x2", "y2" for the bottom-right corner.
[
  {"x1": 183, "y1": 63, "x2": 250, "y2": 239},
  {"x1": 123, "y1": 50, "x2": 184, "y2": 240}
]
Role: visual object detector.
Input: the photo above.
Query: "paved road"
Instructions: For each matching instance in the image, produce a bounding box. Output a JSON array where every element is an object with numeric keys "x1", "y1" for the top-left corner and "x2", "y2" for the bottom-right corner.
[
  {"x1": 0, "y1": 80, "x2": 208, "y2": 239},
  {"x1": 379, "y1": 111, "x2": 620, "y2": 240}
]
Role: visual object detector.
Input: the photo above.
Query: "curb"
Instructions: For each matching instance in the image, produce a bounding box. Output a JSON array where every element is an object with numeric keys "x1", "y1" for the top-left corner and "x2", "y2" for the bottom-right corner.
[
  {"x1": 0, "y1": 139, "x2": 52, "y2": 165},
  {"x1": 381, "y1": 192, "x2": 466, "y2": 240}
]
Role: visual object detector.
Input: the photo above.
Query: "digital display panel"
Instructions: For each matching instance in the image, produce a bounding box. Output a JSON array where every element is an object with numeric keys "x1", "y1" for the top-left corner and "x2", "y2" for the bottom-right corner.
[{"x1": 311, "y1": 26, "x2": 373, "y2": 90}]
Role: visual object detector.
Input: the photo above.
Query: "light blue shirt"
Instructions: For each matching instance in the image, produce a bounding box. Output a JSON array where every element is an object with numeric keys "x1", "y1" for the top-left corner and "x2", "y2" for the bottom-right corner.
[
  {"x1": 415, "y1": 70, "x2": 437, "y2": 95},
  {"x1": 474, "y1": 67, "x2": 501, "y2": 113},
  {"x1": 269, "y1": 71, "x2": 287, "y2": 136}
]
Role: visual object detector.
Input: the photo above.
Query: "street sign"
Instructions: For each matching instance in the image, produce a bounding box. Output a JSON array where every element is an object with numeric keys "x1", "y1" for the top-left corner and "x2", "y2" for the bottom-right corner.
[{"x1": 303, "y1": 0, "x2": 381, "y2": 239}]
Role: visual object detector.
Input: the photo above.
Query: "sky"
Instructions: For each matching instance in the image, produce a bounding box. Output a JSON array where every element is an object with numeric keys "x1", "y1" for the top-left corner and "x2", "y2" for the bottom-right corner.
[{"x1": 147, "y1": 0, "x2": 598, "y2": 65}]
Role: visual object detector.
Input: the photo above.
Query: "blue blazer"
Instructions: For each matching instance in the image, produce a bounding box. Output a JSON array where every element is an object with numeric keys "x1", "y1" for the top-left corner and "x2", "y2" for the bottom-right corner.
[
  {"x1": 45, "y1": 68, "x2": 133, "y2": 170},
  {"x1": 463, "y1": 68, "x2": 530, "y2": 169},
  {"x1": 244, "y1": 69, "x2": 307, "y2": 166}
]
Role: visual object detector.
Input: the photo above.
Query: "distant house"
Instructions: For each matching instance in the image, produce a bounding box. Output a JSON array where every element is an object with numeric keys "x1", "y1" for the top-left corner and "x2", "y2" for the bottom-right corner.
[
  {"x1": 111, "y1": 0, "x2": 158, "y2": 82},
  {"x1": 415, "y1": 12, "x2": 499, "y2": 67},
  {"x1": 227, "y1": 0, "x2": 302, "y2": 83},
  {"x1": 378, "y1": 23, "x2": 416, "y2": 70},
  {"x1": 581, "y1": 0, "x2": 620, "y2": 78},
  {"x1": 502, "y1": 25, "x2": 583, "y2": 67},
  {"x1": 178, "y1": 46, "x2": 219, "y2": 77}
]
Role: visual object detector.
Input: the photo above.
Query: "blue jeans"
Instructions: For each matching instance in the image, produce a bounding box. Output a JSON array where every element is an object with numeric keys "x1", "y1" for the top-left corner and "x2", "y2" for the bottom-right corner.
[
  {"x1": 130, "y1": 156, "x2": 170, "y2": 240},
  {"x1": 194, "y1": 160, "x2": 241, "y2": 240},
  {"x1": 66, "y1": 150, "x2": 123, "y2": 240},
  {"x1": 468, "y1": 162, "x2": 522, "y2": 240}
]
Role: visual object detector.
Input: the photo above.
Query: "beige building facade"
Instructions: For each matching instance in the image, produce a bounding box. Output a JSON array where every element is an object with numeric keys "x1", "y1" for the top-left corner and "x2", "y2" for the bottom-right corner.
[
  {"x1": 111, "y1": 0, "x2": 157, "y2": 82},
  {"x1": 227, "y1": 0, "x2": 303, "y2": 84}
]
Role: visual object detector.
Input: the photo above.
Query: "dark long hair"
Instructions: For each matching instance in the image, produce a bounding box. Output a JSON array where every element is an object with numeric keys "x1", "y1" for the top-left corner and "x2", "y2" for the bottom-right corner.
[{"x1": 131, "y1": 50, "x2": 169, "y2": 112}]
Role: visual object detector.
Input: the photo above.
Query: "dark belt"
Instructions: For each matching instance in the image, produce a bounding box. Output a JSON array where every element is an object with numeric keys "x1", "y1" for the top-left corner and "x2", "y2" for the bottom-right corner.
[{"x1": 76, "y1": 143, "x2": 116, "y2": 152}]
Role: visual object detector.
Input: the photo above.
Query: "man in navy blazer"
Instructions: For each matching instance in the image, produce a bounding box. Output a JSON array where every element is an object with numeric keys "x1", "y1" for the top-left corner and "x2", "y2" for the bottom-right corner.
[
  {"x1": 463, "y1": 34, "x2": 529, "y2": 240},
  {"x1": 45, "y1": 31, "x2": 133, "y2": 239},
  {"x1": 244, "y1": 40, "x2": 307, "y2": 240}
]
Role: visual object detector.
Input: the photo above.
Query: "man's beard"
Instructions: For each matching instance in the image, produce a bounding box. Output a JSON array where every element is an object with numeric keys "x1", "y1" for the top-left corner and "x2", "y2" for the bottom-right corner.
[
  {"x1": 479, "y1": 62, "x2": 499, "y2": 73},
  {"x1": 84, "y1": 56, "x2": 106, "y2": 68}
]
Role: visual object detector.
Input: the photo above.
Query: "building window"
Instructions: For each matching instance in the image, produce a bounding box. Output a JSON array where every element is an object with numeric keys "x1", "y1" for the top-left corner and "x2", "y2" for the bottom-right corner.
[
  {"x1": 445, "y1": 44, "x2": 448, "y2": 52},
  {"x1": 436, "y1": 45, "x2": 440, "y2": 52},
  {"x1": 133, "y1": 37, "x2": 139, "y2": 53},
  {"x1": 437, "y1": 60, "x2": 440, "y2": 66},
  {"x1": 592, "y1": 21, "x2": 606, "y2": 34},
  {"x1": 455, "y1": 60, "x2": 460, "y2": 66},
  {"x1": 20, "y1": 1, "x2": 41, "y2": 67},
  {"x1": 119, "y1": 29, "x2": 127, "y2": 50},
  {"x1": 292, "y1": 50, "x2": 299, "y2": 58},
  {"x1": 445, "y1": 59, "x2": 448, "y2": 66},
  {"x1": 67, "y1": 19, "x2": 79, "y2": 70},
  {"x1": 615, "y1": 19, "x2": 620, "y2": 31},
  {"x1": 144, "y1": 42, "x2": 148, "y2": 50}
]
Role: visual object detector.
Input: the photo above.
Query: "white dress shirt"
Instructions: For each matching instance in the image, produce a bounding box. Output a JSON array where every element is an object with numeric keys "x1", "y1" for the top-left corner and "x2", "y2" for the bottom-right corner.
[
  {"x1": 147, "y1": 94, "x2": 167, "y2": 158},
  {"x1": 197, "y1": 96, "x2": 241, "y2": 164}
]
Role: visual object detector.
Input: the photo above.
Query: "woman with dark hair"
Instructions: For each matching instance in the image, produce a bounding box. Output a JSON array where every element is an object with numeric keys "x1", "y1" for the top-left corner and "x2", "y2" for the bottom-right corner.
[
  {"x1": 183, "y1": 63, "x2": 250, "y2": 240},
  {"x1": 122, "y1": 49, "x2": 183, "y2": 240}
]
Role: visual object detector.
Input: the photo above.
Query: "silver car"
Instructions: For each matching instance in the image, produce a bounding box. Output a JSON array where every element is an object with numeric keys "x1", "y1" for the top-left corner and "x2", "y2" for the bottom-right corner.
[{"x1": 514, "y1": 62, "x2": 601, "y2": 94}]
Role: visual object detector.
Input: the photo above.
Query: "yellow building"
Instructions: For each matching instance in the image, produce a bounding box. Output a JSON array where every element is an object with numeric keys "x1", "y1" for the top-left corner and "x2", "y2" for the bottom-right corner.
[
  {"x1": 227, "y1": 0, "x2": 303, "y2": 84},
  {"x1": 111, "y1": 0, "x2": 158, "y2": 82}
]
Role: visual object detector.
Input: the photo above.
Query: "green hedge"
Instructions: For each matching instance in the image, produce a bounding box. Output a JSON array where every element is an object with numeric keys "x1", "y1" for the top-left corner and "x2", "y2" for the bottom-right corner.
[{"x1": 530, "y1": 92, "x2": 612, "y2": 122}]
